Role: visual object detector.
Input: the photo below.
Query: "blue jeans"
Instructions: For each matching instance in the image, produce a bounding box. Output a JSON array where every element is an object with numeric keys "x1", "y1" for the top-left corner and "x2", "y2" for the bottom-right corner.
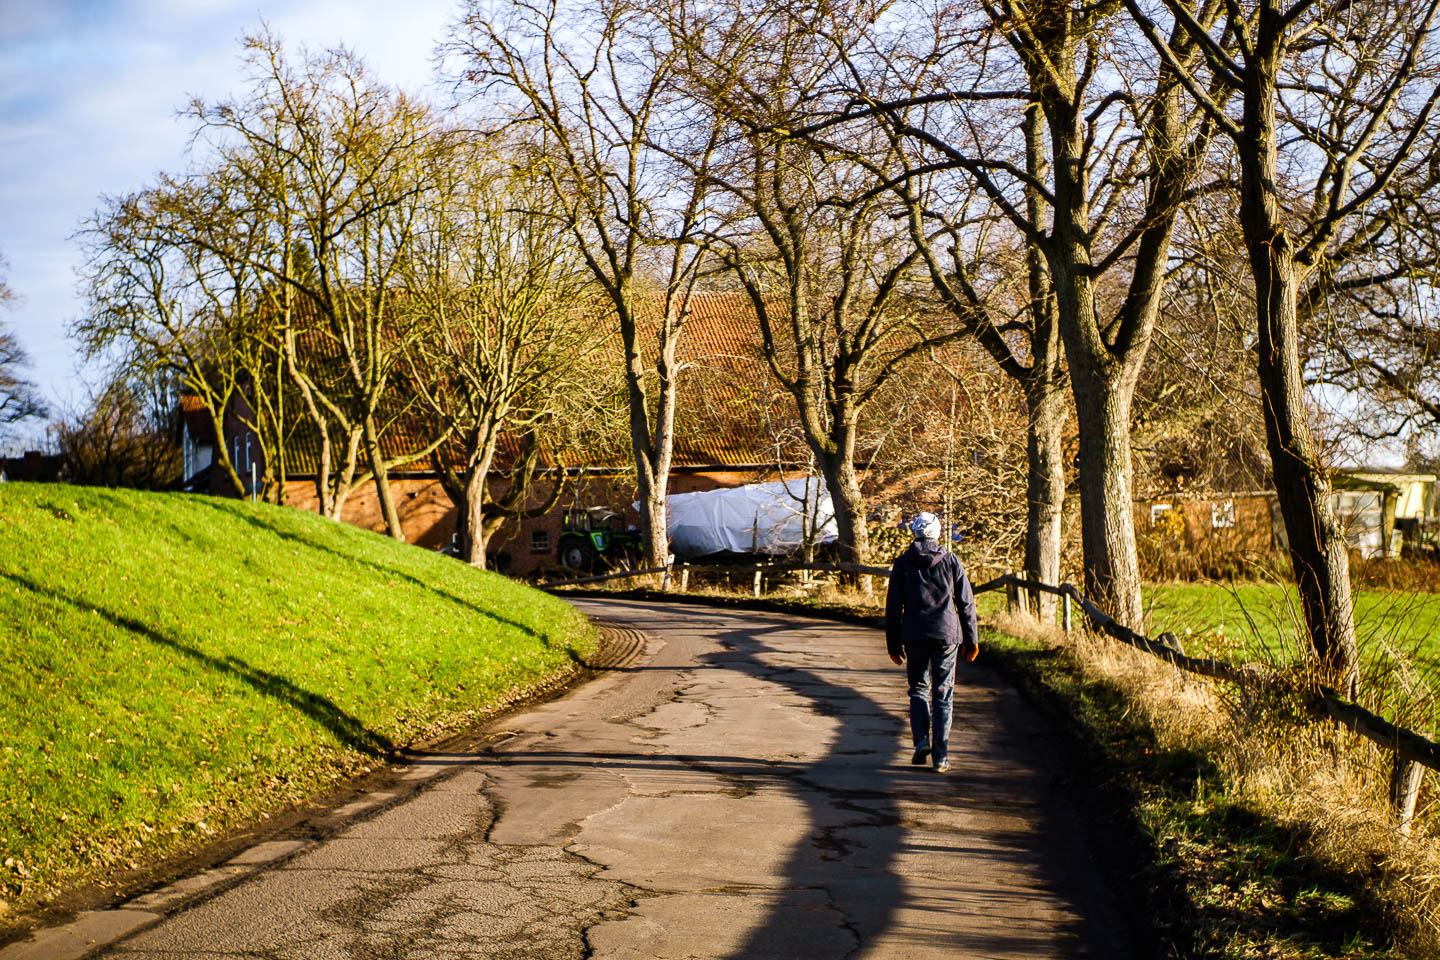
[{"x1": 905, "y1": 642, "x2": 957, "y2": 763}]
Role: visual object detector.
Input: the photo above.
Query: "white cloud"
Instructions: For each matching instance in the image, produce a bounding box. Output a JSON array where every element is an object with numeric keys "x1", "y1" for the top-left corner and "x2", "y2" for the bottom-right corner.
[{"x1": 0, "y1": 0, "x2": 459, "y2": 429}]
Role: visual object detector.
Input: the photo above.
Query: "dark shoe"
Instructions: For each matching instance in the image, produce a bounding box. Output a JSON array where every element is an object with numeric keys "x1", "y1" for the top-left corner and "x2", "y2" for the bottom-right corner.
[
  {"x1": 911, "y1": 747, "x2": 930, "y2": 766},
  {"x1": 934, "y1": 759, "x2": 952, "y2": 773}
]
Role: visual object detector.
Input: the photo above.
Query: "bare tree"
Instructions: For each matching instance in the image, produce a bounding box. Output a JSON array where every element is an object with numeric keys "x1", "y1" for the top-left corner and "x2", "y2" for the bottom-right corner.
[
  {"x1": 890, "y1": 118, "x2": 1070, "y2": 617},
  {"x1": 1134, "y1": 191, "x2": 1271, "y2": 500},
  {"x1": 185, "y1": 33, "x2": 447, "y2": 537},
  {"x1": 0, "y1": 253, "x2": 46, "y2": 435},
  {"x1": 1123, "y1": 0, "x2": 1440, "y2": 692},
  {"x1": 1307, "y1": 209, "x2": 1440, "y2": 445},
  {"x1": 452, "y1": 0, "x2": 716, "y2": 574},
  {"x1": 663, "y1": 4, "x2": 974, "y2": 577},
  {"x1": 56, "y1": 374, "x2": 182, "y2": 490},
  {"x1": 771, "y1": 0, "x2": 1223, "y2": 627},
  {"x1": 401, "y1": 134, "x2": 601, "y2": 567},
  {"x1": 77, "y1": 179, "x2": 282, "y2": 500}
]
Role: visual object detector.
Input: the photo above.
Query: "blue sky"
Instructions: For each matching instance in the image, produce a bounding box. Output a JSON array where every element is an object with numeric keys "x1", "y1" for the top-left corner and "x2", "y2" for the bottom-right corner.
[{"x1": 0, "y1": 0, "x2": 457, "y2": 444}]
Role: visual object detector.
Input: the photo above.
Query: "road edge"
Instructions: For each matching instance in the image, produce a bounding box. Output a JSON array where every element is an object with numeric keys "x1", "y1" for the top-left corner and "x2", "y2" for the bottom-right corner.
[{"x1": 0, "y1": 620, "x2": 646, "y2": 960}]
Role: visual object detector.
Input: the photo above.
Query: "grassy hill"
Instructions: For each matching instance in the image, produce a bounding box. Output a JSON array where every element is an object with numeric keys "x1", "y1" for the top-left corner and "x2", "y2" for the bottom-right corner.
[{"x1": 0, "y1": 484, "x2": 596, "y2": 920}]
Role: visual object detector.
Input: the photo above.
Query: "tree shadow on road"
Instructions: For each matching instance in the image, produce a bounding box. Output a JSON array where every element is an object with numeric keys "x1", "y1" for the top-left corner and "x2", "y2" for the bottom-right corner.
[
  {"x1": 418, "y1": 605, "x2": 1129, "y2": 957},
  {"x1": 700, "y1": 619, "x2": 1114, "y2": 959}
]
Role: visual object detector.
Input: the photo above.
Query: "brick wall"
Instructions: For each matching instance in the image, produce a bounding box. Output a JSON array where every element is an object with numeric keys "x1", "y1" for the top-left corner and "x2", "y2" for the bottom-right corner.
[{"x1": 282, "y1": 466, "x2": 797, "y2": 575}]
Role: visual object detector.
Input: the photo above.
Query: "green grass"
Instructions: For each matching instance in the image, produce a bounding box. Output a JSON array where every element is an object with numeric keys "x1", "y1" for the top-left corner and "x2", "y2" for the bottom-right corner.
[
  {"x1": 1142, "y1": 582, "x2": 1440, "y2": 666},
  {"x1": 0, "y1": 484, "x2": 596, "y2": 919}
]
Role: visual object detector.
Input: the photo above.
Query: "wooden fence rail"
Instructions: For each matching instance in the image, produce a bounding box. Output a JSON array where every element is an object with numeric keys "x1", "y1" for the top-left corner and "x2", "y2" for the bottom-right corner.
[
  {"x1": 539, "y1": 565, "x2": 672, "y2": 588},
  {"x1": 541, "y1": 558, "x2": 1438, "y2": 824},
  {"x1": 982, "y1": 574, "x2": 1263, "y2": 686},
  {"x1": 986, "y1": 572, "x2": 1440, "y2": 817},
  {"x1": 540, "y1": 559, "x2": 891, "y2": 590}
]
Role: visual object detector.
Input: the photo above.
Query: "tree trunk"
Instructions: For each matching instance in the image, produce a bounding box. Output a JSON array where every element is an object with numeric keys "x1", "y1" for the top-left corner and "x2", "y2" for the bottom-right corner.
[
  {"x1": 625, "y1": 395, "x2": 672, "y2": 575},
  {"x1": 330, "y1": 474, "x2": 355, "y2": 521},
  {"x1": 620, "y1": 296, "x2": 680, "y2": 582},
  {"x1": 819, "y1": 457, "x2": 868, "y2": 563},
  {"x1": 1238, "y1": 14, "x2": 1359, "y2": 695},
  {"x1": 463, "y1": 466, "x2": 487, "y2": 570},
  {"x1": 1042, "y1": 86, "x2": 1147, "y2": 631},
  {"x1": 1024, "y1": 374, "x2": 1067, "y2": 618},
  {"x1": 313, "y1": 420, "x2": 333, "y2": 518},
  {"x1": 273, "y1": 357, "x2": 287, "y2": 506},
  {"x1": 462, "y1": 436, "x2": 499, "y2": 570},
  {"x1": 1256, "y1": 269, "x2": 1359, "y2": 692},
  {"x1": 327, "y1": 429, "x2": 361, "y2": 521},
  {"x1": 817, "y1": 426, "x2": 870, "y2": 591},
  {"x1": 362, "y1": 412, "x2": 405, "y2": 541},
  {"x1": 627, "y1": 394, "x2": 672, "y2": 575},
  {"x1": 1021, "y1": 99, "x2": 1065, "y2": 621},
  {"x1": 638, "y1": 484, "x2": 668, "y2": 570},
  {"x1": 1068, "y1": 359, "x2": 1145, "y2": 629}
]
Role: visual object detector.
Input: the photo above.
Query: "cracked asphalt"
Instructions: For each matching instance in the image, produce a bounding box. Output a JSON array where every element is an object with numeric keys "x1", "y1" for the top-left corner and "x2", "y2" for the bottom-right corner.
[{"x1": 96, "y1": 598, "x2": 1133, "y2": 959}]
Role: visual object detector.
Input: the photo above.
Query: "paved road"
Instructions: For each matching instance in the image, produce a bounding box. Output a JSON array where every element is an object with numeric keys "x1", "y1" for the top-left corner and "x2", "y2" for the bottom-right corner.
[{"x1": 95, "y1": 598, "x2": 1132, "y2": 959}]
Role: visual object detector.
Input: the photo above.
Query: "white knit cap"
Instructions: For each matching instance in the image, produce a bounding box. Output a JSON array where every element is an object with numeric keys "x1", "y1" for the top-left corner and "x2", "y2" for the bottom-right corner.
[{"x1": 909, "y1": 512, "x2": 942, "y2": 541}]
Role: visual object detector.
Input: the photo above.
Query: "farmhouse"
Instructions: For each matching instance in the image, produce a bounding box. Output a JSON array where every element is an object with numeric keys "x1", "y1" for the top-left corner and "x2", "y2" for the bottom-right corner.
[
  {"x1": 179, "y1": 292, "x2": 828, "y2": 575},
  {"x1": 1139, "y1": 467, "x2": 1439, "y2": 564}
]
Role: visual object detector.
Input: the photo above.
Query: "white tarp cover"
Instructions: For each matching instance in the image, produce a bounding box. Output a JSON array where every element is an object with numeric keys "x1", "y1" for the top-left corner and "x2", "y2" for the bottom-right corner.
[{"x1": 660, "y1": 480, "x2": 838, "y2": 559}]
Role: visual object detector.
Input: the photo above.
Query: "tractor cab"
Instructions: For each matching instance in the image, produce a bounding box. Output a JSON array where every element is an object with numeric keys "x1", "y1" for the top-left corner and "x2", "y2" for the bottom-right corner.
[{"x1": 558, "y1": 507, "x2": 643, "y2": 572}]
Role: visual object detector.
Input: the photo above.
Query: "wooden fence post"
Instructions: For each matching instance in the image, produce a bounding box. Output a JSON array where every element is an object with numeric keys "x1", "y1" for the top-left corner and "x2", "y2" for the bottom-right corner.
[
  {"x1": 753, "y1": 569, "x2": 762, "y2": 598},
  {"x1": 679, "y1": 566, "x2": 690, "y2": 593},
  {"x1": 1391, "y1": 754, "x2": 1424, "y2": 837},
  {"x1": 1005, "y1": 573, "x2": 1019, "y2": 615},
  {"x1": 1062, "y1": 593, "x2": 1072, "y2": 634}
]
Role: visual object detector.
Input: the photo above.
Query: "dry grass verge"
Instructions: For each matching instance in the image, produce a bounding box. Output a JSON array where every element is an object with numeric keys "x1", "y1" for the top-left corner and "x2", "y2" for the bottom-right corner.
[{"x1": 989, "y1": 609, "x2": 1440, "y2": 959}]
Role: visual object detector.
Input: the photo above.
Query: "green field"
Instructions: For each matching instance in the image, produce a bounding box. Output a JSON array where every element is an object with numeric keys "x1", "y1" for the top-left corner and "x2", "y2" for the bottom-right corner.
[
  {"x1": 1142, "y1": 581, "x2": 1440, "y2": 666},
  {"x1": 0, "y1": 484, "x2": 595, "y2": 916}
]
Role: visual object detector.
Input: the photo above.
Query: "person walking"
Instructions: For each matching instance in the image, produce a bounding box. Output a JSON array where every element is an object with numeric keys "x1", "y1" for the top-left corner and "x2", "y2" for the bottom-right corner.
[{"x1": 884, "y1": 512, "x2": 979, "y2": 773}]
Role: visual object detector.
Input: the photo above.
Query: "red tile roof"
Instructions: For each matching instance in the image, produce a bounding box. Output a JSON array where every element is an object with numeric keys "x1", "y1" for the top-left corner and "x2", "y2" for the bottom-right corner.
[
  {"x1": 205, "y1": 290, "x2": 797, "y2": 476},
  {"x1": 179, "y1": 394, "x2": 218, "y2": 445}
]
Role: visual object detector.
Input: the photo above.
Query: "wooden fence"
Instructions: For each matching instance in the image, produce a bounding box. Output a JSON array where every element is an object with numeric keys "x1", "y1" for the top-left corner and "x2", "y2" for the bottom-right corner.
[
  {"x1": 543, "y1": 560, "x2": 1438, "y2": 832},
  {"x1": 986, "y1": 573, "x2": 1439, "y2": 833},
  {"x1": 541, "y1": 560, "x2": 891, "y2": 593}
]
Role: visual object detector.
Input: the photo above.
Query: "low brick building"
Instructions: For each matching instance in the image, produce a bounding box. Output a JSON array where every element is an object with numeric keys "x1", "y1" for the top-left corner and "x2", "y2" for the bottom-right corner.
[
  {"x1": 1138, "y1": 492, "x2": 1282, "y2": 572},
  {"x1": 184, "y1": 292, "x2": 818, "y2": 575},
  {"x1": 1138, "y1": 467, "x2": 1440, "y2": 567}
]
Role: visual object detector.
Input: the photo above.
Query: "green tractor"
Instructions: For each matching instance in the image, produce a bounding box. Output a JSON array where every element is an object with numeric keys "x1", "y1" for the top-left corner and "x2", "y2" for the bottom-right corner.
[{"x1": 557, "y1": 507, "x2": 645, "y2": 574}]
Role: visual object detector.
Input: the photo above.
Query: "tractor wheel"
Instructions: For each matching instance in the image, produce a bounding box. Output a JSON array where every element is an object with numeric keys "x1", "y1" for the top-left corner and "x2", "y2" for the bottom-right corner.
[{"x1": 558, "y1": 536, "x2": 596, "y2": 573}]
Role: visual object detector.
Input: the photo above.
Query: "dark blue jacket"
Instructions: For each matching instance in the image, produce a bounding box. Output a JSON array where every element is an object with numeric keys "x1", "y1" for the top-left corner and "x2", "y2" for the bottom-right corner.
[{"x1": 885, "y1": 540, "x2": 978, "y2": 657}]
